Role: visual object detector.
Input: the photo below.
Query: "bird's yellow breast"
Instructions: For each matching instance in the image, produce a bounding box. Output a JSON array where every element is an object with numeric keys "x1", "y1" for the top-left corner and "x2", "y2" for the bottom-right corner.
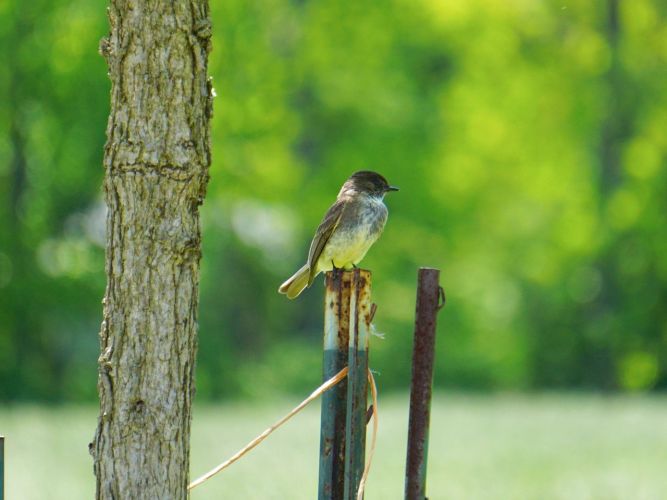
[{"x1": 316, "y1": 196, "x2": 387, "y2": 272}]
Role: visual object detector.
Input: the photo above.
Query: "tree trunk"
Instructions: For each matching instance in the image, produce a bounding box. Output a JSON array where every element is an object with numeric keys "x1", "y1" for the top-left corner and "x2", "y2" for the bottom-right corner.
[
  {"x1": 91, "y1": 1, "x2": 212, "y2": 498},
  {"x1": 584, "y1": 0, "x2": 629, "y2": 389}
]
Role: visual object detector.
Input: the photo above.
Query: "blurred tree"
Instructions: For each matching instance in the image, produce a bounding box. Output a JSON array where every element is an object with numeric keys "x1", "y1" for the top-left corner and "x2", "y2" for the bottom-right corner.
[
  {"x1": 0, "y1": 0, "x2": 108, "y2": 400},
  {"x1": 89, "y1": 1, "x2": 213, "y2": 498},
  {"x1": 582, "y1": 0, "x2": 627, "y2": 389},
  {"x1": 0, "y1": 0, "x2": 666, "y2": 401}
]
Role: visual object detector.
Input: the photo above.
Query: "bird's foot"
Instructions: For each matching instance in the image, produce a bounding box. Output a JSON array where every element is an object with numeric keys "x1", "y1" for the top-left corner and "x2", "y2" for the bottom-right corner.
[{"x1": 330, "y1": 260, "x2": 342, "y2": 279}]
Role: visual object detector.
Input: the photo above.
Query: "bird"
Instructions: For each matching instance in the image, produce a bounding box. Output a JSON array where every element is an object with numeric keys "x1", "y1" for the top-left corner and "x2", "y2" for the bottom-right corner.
[{"x1": 279, "y1": 170, "x2": 398, "y2": 299}]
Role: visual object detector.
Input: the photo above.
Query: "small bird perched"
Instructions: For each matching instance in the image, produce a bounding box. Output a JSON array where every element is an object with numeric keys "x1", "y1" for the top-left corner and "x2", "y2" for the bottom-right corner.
[{"x1": 279, "y1": 170, "x2": 399, "y2": 299}]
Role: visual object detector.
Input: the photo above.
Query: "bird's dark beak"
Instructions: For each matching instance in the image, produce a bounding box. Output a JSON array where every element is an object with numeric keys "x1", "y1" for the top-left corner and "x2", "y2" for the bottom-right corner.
[{"x1": 386, "y1": 185, "x2": 399, "y2": 192}]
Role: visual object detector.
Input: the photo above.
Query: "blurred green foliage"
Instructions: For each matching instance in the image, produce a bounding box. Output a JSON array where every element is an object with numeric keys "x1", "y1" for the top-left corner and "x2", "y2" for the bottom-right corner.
[{"x1": 0, "y1": 0, "x2": 666, "y2": 401}]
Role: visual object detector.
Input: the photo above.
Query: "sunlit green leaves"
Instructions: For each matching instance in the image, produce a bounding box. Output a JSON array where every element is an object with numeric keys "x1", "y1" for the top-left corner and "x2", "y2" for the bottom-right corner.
[{"x1": 1, "y1": 0, "x2": 665, "y2": 399}]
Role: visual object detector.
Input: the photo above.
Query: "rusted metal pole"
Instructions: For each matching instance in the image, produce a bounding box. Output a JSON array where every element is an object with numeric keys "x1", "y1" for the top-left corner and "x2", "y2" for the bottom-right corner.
[
  {"x1": 343, "y1": 269, "x2": 372, "y2": 499},
  {"x1": 319, "y1": 269, "x2": 351, "y2": 499},
  {"x1": 319, "y1": 269, "x2": 372, "y2": 500},
  {"x1": 1, "y1": 435, "x2": 4, "y2": 500},
  {"x1": 405, "y1": 268, "x2": 444, "y2": 500}
]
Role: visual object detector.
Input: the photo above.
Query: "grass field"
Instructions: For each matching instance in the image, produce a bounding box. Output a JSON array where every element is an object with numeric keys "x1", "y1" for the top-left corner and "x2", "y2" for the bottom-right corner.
[{"x1": 1, "y1": 393, "x2": 666, "y2": 499}]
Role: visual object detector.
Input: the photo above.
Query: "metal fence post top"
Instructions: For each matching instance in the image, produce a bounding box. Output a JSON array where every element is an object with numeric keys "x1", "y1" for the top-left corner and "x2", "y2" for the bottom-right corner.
[{"x1": 325, "y1": 268, "x2": 371, "y2": 282}]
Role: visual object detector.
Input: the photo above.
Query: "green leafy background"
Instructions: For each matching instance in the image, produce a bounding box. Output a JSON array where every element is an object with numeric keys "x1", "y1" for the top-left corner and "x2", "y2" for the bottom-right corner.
[{"x1": 1, "y1": 0, "x2": 666, "y2": 401}]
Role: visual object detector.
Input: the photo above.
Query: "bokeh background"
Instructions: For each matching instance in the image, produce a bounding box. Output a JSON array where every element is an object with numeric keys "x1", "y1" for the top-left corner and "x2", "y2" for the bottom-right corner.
[
  {"x1": 1, "y1": 0, "x2": 666, "y2": 403},
  {"x1": 3, "y1": 1, "x2": 667, "y2": 498}
]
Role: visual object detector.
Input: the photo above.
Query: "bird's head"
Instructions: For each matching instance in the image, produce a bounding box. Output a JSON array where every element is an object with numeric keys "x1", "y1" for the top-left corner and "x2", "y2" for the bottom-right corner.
[{"x1": 341, "y1": 170, "x2": 399, "y2": 198}]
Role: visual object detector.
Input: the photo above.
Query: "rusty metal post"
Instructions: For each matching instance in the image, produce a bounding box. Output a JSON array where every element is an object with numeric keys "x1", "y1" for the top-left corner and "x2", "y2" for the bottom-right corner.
[
  {"x1": 1, "y1": 435, "x2": 4, "y2": 500},
  {"x1": 319, "y1": 269, "x2": 372, "y2": 500},
  {"x1": 343, "y1": 269, "x2": 372, "y2": 499},
  {"x1": 405, "y1": 268, "x2": 444, "y2": 500},
  {"x1": 319, "y1": 269, "x2": 351, "y2": 499}
]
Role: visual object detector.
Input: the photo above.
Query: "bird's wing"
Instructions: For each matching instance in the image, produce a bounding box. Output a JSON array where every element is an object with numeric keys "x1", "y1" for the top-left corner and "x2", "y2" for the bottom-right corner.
[{"x1": 306, "y1": 199, "x2": 345, "y2": 285}]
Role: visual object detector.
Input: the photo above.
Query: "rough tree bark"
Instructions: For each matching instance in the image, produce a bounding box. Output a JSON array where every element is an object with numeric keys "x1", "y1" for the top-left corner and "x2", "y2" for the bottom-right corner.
[{"x1": 91, "y1": 1, "x2": 213, "y2": 498}]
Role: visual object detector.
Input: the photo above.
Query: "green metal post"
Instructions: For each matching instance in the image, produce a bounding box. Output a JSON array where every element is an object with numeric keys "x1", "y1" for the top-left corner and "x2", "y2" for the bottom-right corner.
[
  {"x1": 343, "y1": 269, "x2": 372, "y2": 500},
  {"x1": 1, "y1": 435, "x2": 4, "y2": 500},
  {"x1": 319, "y1": 269, "x2": 351, "y2": 499},
  {"x1": 319, "y1": 269, "x2": 373, "y2": 500}
]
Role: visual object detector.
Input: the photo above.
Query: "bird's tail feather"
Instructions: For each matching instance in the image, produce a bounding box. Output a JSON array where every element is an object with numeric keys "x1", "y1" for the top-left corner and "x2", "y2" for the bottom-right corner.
[{"x1": 278, "y1": 264, "x2": 311, "y2": 299}]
